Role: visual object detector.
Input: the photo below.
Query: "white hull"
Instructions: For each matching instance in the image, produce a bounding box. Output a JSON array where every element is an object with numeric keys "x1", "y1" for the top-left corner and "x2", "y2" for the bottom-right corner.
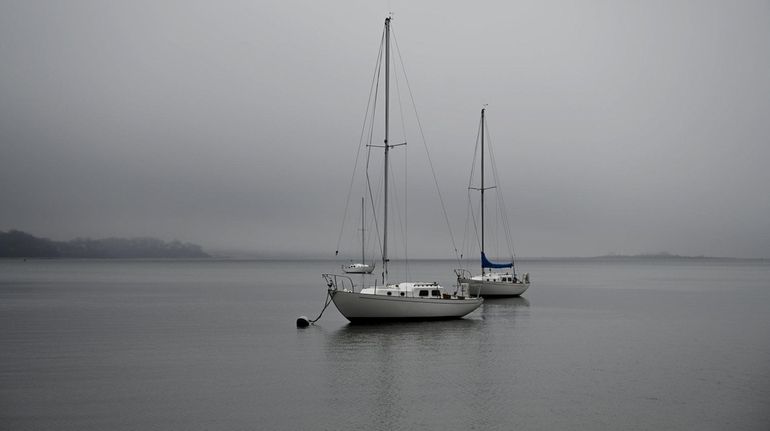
[
  {"x1": 459, "y1": 278, "x2": 530, "y2": 297},
  {"x1": 329, "y1": 289, "x2": 482, "y2": 322},
  {"x1": 342, "y1": 263, "x2": 375, "y2": 274}
]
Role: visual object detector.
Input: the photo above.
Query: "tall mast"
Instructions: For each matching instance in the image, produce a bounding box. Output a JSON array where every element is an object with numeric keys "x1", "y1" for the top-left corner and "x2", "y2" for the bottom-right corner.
[
  {"x1": 382, "y1": 16, "x2": 391, "y2": 284},
  {"x1": 480, "y1": 107, "x2": 485, "y2": 274}
]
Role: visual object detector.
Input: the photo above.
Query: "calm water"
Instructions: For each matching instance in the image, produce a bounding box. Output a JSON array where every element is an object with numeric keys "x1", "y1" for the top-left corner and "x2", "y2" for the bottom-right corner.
[{"x1": 1, "y1": 258, "x2": 769, "y2": 430}]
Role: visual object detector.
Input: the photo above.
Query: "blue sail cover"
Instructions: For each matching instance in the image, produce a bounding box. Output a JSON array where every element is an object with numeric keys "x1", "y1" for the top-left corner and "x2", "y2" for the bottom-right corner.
[{"x1": 481, "y1": 252, "x2": 513, "y2": 269}]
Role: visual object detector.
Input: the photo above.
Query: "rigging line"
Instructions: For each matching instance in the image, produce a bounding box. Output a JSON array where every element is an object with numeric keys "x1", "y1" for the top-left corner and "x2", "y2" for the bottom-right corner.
[
  {"x1": 460, "y1": 191, "x2": 474, "y2": 262},
  {"x1": 469, "y1": 114, "x2": 483, "y2": 252},
  {"x1": 390, "y1": 40, "x2": 409, "y2": 280},
  {"x1": 367, "y1": 155, "x2": 385, "y2": 266},
  {"x1": 385, "y1": 127, "x2": 408, "y2": 278},
  {"x1": 366, "y1": 138, "x2": 384, "y2": 260},
  {"x1": 485, "y1": 119, "x2": 508, "y2": 258},
  {"x1": 371, "y1": 162, "x2": 387, "y2": 286},
  {"x1": 389, "y1": 173, "x2": 406, "y2": 284},
  {"x1": 462, "y1": 114, "x2": 481, "y2": 262},
  {"x1": 459, "y1": 195, "x2": 468, "y2": 260},
  {"x1": 366, "y1": 196, "x2": 380, "y2": 266},
  {"x1": 391, "y1": 46, "x2": 409, "y2": 147},
  {"x1": 392, "y1": 29, "x2": 461, "y2": 265},
  {"x1": 467, "y1": 114, "x2": 483, "y2": 190},
  {"x1": 365, "y1": 37, "x2": 385, "y2": 261},
  {"x1": 487, "y1": 122, "x2": 516, "y2": 262},
  {"x1": 485, "y1": 119, "x2": 518, "y2": 266},
  {"x1": 362, "y1": 162, "x2": 381, "y2": 264},
  {"x1": 465, "y1": 190, "x2": 479, "y2": 259},
  {"x1": 468, "y1": 190, "x2": 481, "y2": 250},
  {"x1": 462, "y1": 114, "x2": 484, "y2": 258},
  {"x1": 335, "y1": 28, "x2": 386, "y2": 256},
  {"x1": 366, "y1": 151, "x2": 384, "y2": 261},
  {"x1": 366, "y1": 129, "x2": 387, "y2": 265},
  {"x1": 386, "y1": 149, "x2": 406, "y2": 265}
]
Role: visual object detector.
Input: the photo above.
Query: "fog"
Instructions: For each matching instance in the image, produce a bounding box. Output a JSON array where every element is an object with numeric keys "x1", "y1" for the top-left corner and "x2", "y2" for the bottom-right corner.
[{"x1": 1, "y1": 1, "x2": 768, "y2": 258}]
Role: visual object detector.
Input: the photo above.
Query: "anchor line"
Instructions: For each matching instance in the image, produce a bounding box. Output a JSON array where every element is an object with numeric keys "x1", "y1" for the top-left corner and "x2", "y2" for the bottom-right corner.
[{"x1": 309, "y1": 290, "x2": 335, "y2": 324}]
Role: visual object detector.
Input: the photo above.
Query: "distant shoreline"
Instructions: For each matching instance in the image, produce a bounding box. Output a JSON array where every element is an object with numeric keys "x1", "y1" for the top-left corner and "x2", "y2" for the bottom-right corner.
[
  {"x1": 2, "y1": 230, "x2": 765, "y2": 261},
  {"x1": 0, "y1": 230, "x2": 210, "y2": 259}
]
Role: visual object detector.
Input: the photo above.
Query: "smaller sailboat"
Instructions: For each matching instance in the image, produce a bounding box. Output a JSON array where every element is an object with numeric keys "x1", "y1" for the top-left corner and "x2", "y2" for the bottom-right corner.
[
  {"x1": 342, "y1": 197, "x2": 375, "y2": 274},
  {"x1": 456, "y1": 108, "x2": 530, "y2": 297}
]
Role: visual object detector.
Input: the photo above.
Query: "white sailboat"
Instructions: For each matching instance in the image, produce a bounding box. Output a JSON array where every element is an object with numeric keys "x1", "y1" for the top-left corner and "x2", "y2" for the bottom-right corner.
[
  {"x1": 456, "y1": 108, "x2": 531, "y2": 297},
  {"x1": 342, "y1": 197, "x2": 375, "y2": 274},
  {"x1": 324, "y1": 17, "x2": 483, "y2": 323}
]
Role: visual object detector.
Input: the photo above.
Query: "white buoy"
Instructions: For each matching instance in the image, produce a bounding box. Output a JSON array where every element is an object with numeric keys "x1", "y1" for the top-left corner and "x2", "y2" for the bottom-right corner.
[{"x1": 296, "y1": 316, "x2": 310, "y2": 328}]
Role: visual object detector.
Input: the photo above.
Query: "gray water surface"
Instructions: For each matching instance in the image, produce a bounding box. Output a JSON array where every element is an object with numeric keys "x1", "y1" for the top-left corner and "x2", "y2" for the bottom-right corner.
[{"x1": 1, "y1": 258, "x2": 769, "y2": 430}]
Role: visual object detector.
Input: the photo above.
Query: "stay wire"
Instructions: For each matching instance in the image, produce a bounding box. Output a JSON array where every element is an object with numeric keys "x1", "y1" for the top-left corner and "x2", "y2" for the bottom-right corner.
[
  {"x1": 391, "y1": 42, "x2": 409, "y2": 282},
  {"x1": 392, "y1": 28, "x2": 462, "y2": 265},
  {"x1": 364, "y1": 30, "x2": 387, "y2": 263},
  {"x1": 386, "y1": 154, "x2": 407, "y2": 280},
  {"x1": 484, "y1": 118, "x2": 519, "y2": 271},
  {"x1": 460, "y1": 114, "x2": 484, "y2": 269},
  {"x1": 335, "y1": 28, "x2": 386, "y2": 257},
  {"x1": 366, "y1": 100, "x2": 383, "y2": 261},
  {"x1": 468, "y1": 115, "x2": 483, "y2": 252}
]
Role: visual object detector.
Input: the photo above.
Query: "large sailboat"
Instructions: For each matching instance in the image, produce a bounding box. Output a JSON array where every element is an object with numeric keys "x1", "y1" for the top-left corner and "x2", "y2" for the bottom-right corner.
[
  {"x1": 323, "y1": 17, "x2": 483, "y2": 322},
  {"x1": 456, "y1": 108, "x2": 531, "y2": 297}
]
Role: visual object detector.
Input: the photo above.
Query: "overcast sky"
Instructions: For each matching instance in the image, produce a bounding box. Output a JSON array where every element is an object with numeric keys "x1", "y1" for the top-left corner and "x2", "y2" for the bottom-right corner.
[{"x1": 1, "y1": 0, "x2": 768, "y2": 258}]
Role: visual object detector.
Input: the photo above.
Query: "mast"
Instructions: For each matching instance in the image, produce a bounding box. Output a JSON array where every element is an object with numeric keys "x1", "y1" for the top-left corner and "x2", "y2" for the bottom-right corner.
[
  {"x1": 382, "y1": 16, "x2": 391, "y2": 284},
  {"x1": 480, "y1": 107, "x2": 485, "y2": 274}
]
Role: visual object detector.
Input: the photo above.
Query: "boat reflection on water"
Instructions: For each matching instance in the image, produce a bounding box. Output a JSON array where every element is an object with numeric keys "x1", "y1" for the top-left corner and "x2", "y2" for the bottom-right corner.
[
  {"x1": 321, "y1": 320, "x2": 484, "y2": 429},
  {"x1": 327, "y1": 318, "x2": 483, "y2": 346},
  {"x1": 482, "y1": 296, "x2": 531, "y2": 309},
  {"x1": 478, "y1": 296, "x2": 531, "y2": 322}
]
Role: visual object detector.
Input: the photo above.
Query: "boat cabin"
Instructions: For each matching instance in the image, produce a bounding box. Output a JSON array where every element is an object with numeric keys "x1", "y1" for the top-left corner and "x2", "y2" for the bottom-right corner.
[
  {"x1": 476, "y1": 272, "x2": 517, "y2": 283},
  {"x1": 470, "y1": 271, "x2": 529, "y2": 284},
  {"x1": 359, "y1": 282, "x2": 446, "y2": 298}
]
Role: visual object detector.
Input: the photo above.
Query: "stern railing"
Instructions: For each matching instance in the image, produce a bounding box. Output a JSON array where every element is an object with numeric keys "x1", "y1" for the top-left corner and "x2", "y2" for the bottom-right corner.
[{"x1": 322, "y1": 273, "x2": 355, "y2": 293}]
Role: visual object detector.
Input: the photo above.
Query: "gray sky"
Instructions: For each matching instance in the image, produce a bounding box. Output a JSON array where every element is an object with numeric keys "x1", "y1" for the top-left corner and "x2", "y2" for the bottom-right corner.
[{"x1": 1, "y1": 0, "x2": 769, "y2": 258}]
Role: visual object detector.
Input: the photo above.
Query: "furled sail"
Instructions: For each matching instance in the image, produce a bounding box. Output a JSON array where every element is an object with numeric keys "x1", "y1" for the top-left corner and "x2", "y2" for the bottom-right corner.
[{"x1": 481, "y1": 252, "x2": 513, "y2": 269}]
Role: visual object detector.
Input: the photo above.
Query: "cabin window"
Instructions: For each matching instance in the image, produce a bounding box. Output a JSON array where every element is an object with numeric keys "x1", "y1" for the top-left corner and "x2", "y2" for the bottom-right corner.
[
  {"x1": 419, "y1": 290, "x2": 429, "y2": 297},
  {"x1": 431, "y1": 290, "x2": 441, "y2": 297},
  {"x1": 386, "y1": 291, "x2": 392, "y2": 296},
  {"x1": 400, "y1": 292, "x2": 405, "y2": 296}
]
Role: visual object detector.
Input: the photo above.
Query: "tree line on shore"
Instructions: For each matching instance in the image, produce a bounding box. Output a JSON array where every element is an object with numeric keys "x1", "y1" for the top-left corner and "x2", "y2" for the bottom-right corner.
[{"x1": 0, "y1": 230, "x2": 209, "y2": 258}]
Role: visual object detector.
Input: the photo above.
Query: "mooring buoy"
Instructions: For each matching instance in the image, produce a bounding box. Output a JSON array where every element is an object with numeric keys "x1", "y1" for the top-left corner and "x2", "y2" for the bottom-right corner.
[{"x1": 296, "y1": 316, "x2": 310, "y2": 328}]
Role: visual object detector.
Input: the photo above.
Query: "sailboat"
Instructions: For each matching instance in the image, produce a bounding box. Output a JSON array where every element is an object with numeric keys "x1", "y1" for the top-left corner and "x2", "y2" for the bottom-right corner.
[
  {"x1": 342, "y1": 197, "x2": 375, "y2": 274},
  {"x1": 456, "y1": 108, "x2": 531, "y2": 297},
  {"x1": 323, "y1": 17, "x2": 483, "y2": 323}
]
